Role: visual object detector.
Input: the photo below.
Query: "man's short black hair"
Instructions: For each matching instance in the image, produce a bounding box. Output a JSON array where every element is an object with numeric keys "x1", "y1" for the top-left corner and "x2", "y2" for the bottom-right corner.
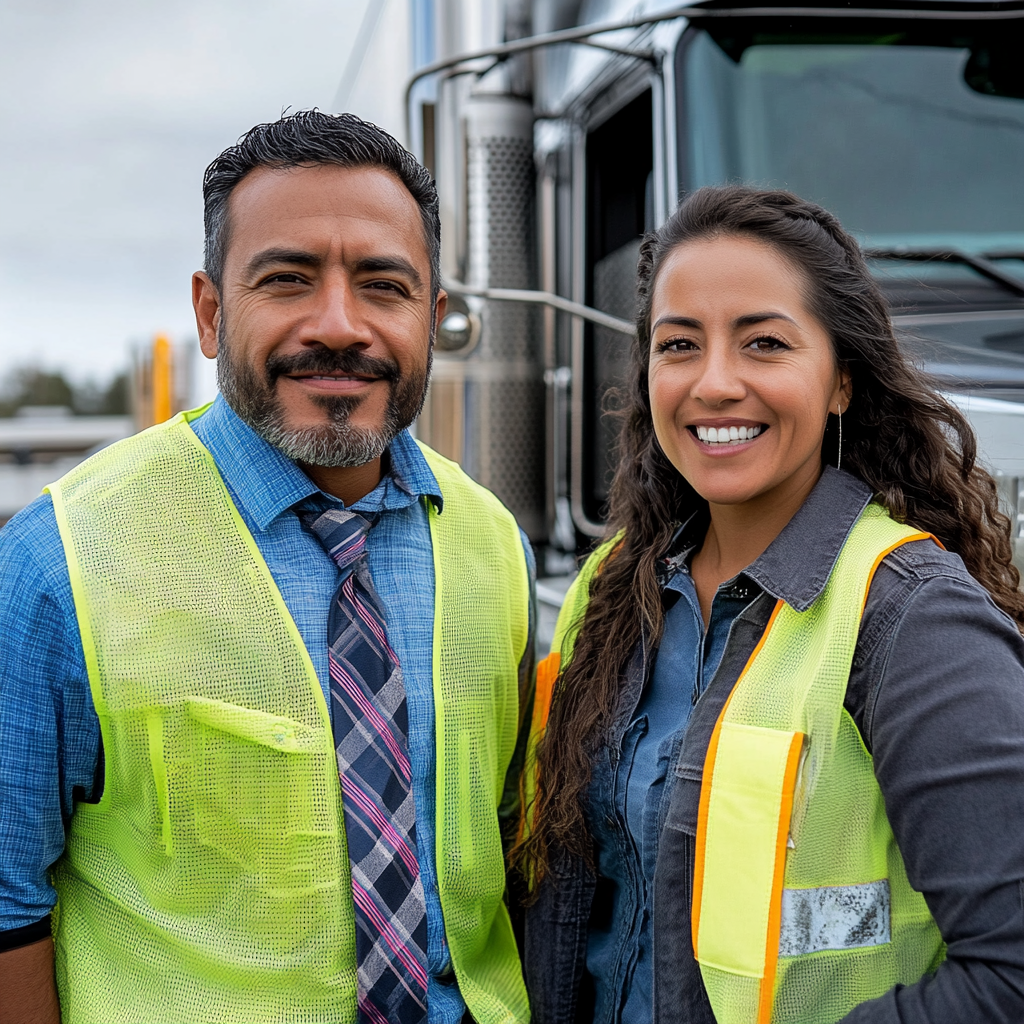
[{"x1": 203, "y1": 110, "x2": 440, "y2": 298}]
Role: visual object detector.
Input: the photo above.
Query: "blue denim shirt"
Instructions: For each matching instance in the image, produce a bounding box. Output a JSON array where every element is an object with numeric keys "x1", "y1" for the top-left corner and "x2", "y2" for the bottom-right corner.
[
  {"x1": 0, "y1": 396, "x2": 534, "y2": 1024},
  {"x1": 584, "y1": 559, "x2": 754, "y2": 1024}
]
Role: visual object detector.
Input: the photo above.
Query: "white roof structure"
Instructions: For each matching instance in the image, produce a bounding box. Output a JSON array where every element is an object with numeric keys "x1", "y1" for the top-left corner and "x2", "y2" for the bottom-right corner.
[{"x1": 0, "y1": 408, "x2": 133, "y2": 523}]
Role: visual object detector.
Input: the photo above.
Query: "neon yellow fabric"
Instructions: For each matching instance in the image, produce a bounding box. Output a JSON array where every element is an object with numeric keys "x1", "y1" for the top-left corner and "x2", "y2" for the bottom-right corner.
[
  {"x1": 697, "y1": 723, "x2": 803, "y2": 979},
  {"x1": 695, "y1": 504, "x2": 945, "y2": 1023},
  {"x1": 420, "y1": 443, "x2": 531, "y2": 1024},
  {"x1": 47, "y1": 411, "x2": 530, "y2": 1024},
  {"x1": 549, "y1": 534, "x2": 621, "y2": 662}
]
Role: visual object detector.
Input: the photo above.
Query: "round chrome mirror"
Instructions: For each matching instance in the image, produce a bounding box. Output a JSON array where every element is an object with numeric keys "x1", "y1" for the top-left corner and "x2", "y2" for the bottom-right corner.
[{"x1": 436, "y1": 309, "x2": 478, "y2": 352}]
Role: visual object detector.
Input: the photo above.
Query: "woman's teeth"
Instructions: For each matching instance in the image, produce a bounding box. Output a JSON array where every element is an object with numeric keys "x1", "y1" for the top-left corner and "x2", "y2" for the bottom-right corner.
[{"x1": 695, "y1": 424, "x2": 763, "y2": 445}]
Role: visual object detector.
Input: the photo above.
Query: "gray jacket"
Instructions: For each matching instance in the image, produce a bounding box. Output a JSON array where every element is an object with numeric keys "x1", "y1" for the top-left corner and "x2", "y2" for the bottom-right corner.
[{"x1": 524, "y1": 467, "x2": 1024, "y2": 1023}]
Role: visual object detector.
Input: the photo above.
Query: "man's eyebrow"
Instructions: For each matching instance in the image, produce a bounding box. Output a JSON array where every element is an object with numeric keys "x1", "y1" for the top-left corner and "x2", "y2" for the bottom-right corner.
[
  {"x1": 244, "y1": 248, "x2": 321, "y2": 278},
  {"x1": 242, "y1": 251, "x2": 424, "y2": 289},
  {"x1": 353, "y1": 255, "x2": 423, "y2": 288}
]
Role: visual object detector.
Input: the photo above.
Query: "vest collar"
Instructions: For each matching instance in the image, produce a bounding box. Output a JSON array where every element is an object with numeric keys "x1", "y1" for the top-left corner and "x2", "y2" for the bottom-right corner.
[
  {"x1": 661, "y1": 467, "x2": 874, "y2": 613},
  {"x1": 189, "y1": 396, "x2": 442, "y2": 531}
]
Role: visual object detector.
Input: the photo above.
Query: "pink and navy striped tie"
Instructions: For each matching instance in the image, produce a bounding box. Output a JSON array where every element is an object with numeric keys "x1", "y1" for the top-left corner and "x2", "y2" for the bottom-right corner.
[{"x1": 299, "y1": 504, "x2": 428, "y2": 1024}]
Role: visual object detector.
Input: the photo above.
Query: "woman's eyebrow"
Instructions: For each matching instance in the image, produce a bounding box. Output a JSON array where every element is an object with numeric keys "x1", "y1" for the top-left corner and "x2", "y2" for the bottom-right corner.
[
  {"x1": 652, "y1": 311, "x2": 800, "y2": 332},
  {"x1": 652, "y1": 315, "x2": 703, "y2": 331},
  {"x1": 733, "y1": 311, "x2": 798, "y2": 328}
]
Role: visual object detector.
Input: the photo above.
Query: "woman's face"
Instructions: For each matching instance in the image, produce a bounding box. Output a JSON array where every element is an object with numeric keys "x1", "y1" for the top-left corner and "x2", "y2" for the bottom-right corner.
[{"x1": 648, "y1": 234, "x2": 848, "y2": 511}]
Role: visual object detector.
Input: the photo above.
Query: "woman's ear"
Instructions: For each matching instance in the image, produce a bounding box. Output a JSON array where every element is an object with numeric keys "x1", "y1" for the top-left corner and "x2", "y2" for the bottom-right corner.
[{"x1": 834, "y1": 370, "x2": 853, "y2": 414}]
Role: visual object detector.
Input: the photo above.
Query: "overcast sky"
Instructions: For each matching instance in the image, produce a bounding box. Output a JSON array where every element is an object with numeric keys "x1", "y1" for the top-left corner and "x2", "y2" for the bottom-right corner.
[{"x1": 0, "y1": 0, "x2": 384, "y2": 403}]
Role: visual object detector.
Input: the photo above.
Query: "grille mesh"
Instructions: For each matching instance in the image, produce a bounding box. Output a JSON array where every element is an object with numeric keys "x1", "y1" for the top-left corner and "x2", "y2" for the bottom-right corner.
[{"x1": 462, "y1": 124, "x2": 545, "y2": 539}]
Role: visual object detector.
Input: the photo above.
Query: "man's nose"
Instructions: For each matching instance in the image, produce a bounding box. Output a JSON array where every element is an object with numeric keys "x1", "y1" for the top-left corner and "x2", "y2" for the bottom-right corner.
[
  {"x1": 690, "y1": 341, "x2": 746, "y2": 407},
  {"x1": 300, "y1": 275, "x2": 375, "y2": 348}
]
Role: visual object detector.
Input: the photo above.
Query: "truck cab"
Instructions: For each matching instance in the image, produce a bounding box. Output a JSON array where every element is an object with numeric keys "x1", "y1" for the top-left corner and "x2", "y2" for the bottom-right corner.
[{"x1": 408, "y1": 0, "x2": 1024, "y2": 609}]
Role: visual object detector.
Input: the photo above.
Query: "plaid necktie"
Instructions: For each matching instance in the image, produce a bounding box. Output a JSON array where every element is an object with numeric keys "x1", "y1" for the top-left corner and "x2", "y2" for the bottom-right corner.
[{"x1": 298, "y1": 504, "x2": 428, "y2": 1024}]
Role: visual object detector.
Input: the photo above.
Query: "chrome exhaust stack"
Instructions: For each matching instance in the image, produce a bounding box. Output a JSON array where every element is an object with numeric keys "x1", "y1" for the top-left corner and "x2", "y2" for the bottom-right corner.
[{"x1": 421, "y1": 69, "x2": 546, "y2": 541}]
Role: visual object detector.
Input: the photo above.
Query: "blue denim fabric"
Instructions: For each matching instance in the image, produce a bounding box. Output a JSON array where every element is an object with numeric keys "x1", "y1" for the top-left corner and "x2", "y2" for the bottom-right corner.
[
  {"x1": 0, "y1": 396, "x2": 533, "y2": 1024},
  {"x1": 584, "y1": 568, "x2": 753, "y2": 1024}
]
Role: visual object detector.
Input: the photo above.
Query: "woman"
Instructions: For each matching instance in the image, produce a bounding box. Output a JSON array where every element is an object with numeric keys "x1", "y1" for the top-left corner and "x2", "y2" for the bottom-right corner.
[{"x1": 514, "y1": 186, "x2": 1024, "y2": 1024}]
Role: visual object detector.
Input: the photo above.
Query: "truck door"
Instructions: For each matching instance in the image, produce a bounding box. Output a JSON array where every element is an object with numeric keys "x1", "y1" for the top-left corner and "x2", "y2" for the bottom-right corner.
[{"x1": 576, "y1": 88, "x2": 654, "y2": 533}]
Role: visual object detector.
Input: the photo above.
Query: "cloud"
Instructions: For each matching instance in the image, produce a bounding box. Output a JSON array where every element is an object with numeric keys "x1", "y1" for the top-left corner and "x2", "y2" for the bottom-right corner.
[{"x1": 0, "y1": 0, "x2": 370, "y2": 391}]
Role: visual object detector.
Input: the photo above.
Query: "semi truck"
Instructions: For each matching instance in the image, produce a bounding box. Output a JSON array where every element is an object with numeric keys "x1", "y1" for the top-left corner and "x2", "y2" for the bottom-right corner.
[{"x1": 393, "y1": 0, "x2": 1024, "y2": 631}]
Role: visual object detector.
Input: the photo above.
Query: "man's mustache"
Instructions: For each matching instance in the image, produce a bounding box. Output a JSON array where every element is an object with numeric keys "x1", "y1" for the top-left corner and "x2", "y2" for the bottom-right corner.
[{"x1": 264, "y1": 348, "x2": 401, "y2": 385}]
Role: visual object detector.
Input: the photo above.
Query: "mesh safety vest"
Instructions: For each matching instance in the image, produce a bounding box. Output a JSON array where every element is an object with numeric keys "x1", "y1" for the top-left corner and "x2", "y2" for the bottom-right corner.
[
  {"x1": 47, "y1": 410, "x2": 530, "y2": 1024},
  {"x1": 527, "y1": 506, "x2": 944, "y2": 1023}
]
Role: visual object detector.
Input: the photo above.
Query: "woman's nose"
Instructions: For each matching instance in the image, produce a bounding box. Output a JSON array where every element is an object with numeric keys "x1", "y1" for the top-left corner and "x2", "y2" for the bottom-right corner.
[{"x1": 690, "y1": 342, "x2": 746, "y2": 406}]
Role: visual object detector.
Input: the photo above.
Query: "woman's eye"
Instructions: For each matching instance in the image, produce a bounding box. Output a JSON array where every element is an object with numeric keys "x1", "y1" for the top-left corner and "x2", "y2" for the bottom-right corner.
[
  {"x1": 748, "y1": 335, "x2": 788, "y2": 352},
  {"x1": 657, "y1": 337, "x2": 697, "y2": 353}
]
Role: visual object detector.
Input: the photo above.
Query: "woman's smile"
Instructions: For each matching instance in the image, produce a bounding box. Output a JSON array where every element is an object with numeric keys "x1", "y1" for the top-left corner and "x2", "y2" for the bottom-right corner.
[{"x1": 689, "y1": 421, "x2": 766, "y2": 447}]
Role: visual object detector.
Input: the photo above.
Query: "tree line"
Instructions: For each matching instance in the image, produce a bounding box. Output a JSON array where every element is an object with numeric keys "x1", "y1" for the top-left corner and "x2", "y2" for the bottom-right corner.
[{"x1": 0, "y1": 366, "x2": 129, "y2": 417}]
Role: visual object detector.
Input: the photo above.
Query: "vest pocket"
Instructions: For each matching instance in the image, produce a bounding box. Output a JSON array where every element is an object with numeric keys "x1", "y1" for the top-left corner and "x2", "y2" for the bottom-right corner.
[{"x1": 186, "y1": 698, "x2": 338, "y2": 886}]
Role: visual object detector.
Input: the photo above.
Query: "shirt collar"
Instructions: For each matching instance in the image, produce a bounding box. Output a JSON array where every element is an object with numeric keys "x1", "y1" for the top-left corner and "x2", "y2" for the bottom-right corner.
[
  {"x1": 189, "y1": 394, "x2": 443, "y2": 532},
  {"x1": 659, "y1": 467, "x2": 873, "y2": 612}
]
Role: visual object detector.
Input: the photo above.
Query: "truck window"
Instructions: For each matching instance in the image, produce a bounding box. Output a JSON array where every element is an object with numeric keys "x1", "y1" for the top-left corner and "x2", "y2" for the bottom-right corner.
[
  {"x1": 676, "y1": 26, "x2": 1024, "y2": 254},
  {"x1": 583, "y1": 89, "x2": 653, "y2": 524}
]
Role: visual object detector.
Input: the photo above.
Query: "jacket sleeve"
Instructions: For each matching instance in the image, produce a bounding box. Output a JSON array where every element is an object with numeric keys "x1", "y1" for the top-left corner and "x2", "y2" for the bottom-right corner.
[{"x1": 840, "y1": 568, "x2": 1024, "y2": 1024}]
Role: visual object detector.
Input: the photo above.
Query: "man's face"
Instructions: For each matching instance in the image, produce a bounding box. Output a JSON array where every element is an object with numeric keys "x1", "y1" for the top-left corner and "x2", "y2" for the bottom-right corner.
[{"x1": 194, "y1": 163, "x2": 443, "y2": 468}]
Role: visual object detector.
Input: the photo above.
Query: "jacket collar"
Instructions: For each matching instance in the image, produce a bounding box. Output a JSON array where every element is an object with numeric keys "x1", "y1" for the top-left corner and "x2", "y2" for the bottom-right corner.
[
  {"x1": 745, "y1": 467, "x2": 873, "y2": 612},
  {"x1": 664, "y1": 467, "x2": 874, "y2": 612}
]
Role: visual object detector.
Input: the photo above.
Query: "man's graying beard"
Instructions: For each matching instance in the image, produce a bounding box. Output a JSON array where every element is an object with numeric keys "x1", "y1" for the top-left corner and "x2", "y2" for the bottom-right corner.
[{"x1": 216, "y1": 318, "x2": 430, "y2": 468}]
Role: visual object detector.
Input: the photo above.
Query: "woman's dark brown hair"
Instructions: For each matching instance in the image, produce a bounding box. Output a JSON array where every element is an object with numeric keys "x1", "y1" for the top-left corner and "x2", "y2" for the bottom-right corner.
[{"x1": 514, "y1": 184, "x2": 1024, "y2": 883}]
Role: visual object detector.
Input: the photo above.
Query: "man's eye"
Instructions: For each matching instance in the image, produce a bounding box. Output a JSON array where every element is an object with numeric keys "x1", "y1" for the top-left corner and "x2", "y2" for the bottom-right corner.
[{"x1": 260, "y1": 273, "x2": 307, "y2": 286}]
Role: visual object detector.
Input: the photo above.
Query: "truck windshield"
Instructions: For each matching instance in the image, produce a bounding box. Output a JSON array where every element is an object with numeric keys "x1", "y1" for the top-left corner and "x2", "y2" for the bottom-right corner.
[{"x1": 677, "y1": 25, "x2": 1024, "y2": 253}]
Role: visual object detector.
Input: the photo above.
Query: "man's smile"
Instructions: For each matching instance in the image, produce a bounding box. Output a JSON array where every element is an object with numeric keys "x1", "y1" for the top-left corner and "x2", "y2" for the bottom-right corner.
[{"x1": 283, "y1": 371, "x2": 381, "y2": 394}]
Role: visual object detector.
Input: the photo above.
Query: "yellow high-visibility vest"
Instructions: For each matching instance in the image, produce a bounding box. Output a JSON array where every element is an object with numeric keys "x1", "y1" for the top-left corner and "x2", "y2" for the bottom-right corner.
[
  {"x1": 47, "y1": 409, "x2": 530, "y2": 1024},
  {"x1": 530, "y1": 505, "x2": 944, "y2": 1022}
]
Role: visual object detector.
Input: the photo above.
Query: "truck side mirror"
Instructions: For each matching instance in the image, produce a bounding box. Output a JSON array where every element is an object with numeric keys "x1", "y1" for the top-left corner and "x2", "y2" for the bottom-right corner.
[
  {"x1": 964, "y1": 44, "x2": 1024, "y2": 100},
  {"x1": 435, "y1": 296, "x2": 481, "y2": 354}
]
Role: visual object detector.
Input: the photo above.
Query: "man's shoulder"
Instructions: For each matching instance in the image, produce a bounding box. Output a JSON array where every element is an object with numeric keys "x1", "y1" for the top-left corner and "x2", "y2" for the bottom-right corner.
[
  {"x1": 2, "y1": 490, "x2": 61, "y2": 557},
  {"x1": 413, "y1": 441, "x2": 532, "y2": 579},
  {"x1": 0, "y1": 490, "x2": 73, "y2": 604}
]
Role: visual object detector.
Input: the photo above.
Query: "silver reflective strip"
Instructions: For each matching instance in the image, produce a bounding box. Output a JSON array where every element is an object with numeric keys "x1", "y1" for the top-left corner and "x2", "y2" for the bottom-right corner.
[{"x1": 779, "y1": 880, "x2": 891, "y2": 957}]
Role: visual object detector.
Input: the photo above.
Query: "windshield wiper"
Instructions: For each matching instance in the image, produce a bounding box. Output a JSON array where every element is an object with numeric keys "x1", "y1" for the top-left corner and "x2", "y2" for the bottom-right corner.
[{"x1": 863, "y1": 247, "x2": 1024, "y2": 298}]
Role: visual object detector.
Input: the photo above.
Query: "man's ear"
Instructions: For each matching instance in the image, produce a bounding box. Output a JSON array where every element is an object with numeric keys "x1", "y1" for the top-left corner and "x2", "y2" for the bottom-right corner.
[
  {"x1": 193, "y1": 272, "x2": 221, "y2": 359},
  {"x1": 433, "y1": 289, "x2": 448, "y2": 339}
]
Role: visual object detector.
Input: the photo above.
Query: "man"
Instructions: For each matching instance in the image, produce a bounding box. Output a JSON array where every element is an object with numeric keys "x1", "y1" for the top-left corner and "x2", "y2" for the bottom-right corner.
[{"x1": 0, "y1": 111, "x2": 533, "y2": 1024}]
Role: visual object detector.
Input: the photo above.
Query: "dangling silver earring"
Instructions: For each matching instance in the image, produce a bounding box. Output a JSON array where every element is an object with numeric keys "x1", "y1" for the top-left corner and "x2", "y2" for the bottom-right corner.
[{"x1": 836, "y1": 403, "x2": 843, "y2": 472}]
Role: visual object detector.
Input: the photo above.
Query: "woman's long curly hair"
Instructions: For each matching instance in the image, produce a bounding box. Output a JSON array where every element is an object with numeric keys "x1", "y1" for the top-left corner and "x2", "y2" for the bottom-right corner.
[{"x1": 514, "y1": 184, "x2": 1024, "y2": 884}]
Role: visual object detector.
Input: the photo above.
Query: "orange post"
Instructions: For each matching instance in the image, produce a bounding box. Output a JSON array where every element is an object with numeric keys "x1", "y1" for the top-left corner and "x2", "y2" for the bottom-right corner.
[{"x1": 152, "y1": 334, "x2": 173, "y2": 424}]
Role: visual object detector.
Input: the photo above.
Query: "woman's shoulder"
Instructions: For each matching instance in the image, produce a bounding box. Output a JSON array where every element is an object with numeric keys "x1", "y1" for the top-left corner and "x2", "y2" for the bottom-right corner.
[
  {"x1": 864, "y1": 534, "x2": 1013, "y2": 638},
  {"x1": 847, "y1": 535, "x2": 1024, "y2": 748}
]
